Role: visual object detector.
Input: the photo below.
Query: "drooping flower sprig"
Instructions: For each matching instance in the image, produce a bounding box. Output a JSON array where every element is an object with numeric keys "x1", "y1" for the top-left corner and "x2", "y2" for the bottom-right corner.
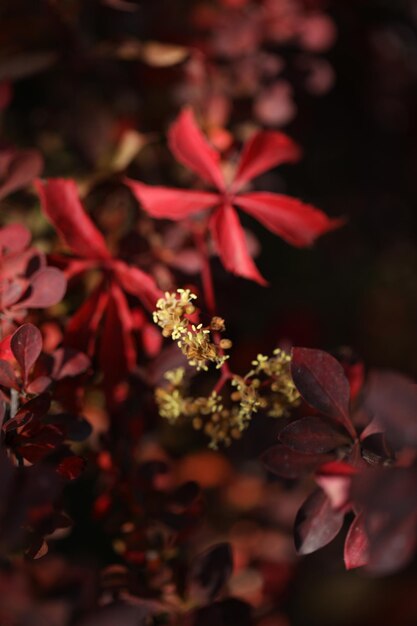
[{"x1": 154, "y1": 289, "x2": 299, "y2": 447}]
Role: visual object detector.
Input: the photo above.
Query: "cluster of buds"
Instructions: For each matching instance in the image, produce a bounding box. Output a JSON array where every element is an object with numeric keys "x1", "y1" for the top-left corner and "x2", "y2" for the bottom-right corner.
[{"x1": 153, "y1": 289, "x2": 231, "y2": 371}]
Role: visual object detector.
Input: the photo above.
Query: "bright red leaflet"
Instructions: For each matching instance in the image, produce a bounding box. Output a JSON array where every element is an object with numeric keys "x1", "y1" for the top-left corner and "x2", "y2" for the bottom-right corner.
[{"x1": 126, "y1": 107, "x2": 342, "y2": 284}]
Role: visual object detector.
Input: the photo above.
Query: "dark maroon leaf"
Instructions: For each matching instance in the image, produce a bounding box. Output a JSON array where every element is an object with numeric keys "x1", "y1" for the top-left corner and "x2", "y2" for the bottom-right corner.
[
  {"x1": 291, "y1": 347, "x2": 354, "y2": 436},
  {"x1": 0, "y1": 149, "x2": 43, "y2": 199},
  {"x1": 262, "y1": 444, "x2": 333, "y2": 479},
  {"x1": 17, "y1": 267, "x2": 67, "y2": 309},
  {"x1": 344, "y1": 514, "x2": 369, "y2": 570},
  {"x1": 45, "y1": 413, "x2": 92, "y2": 442},
  {"x1": 0, "y1": 359, "x2": 19, "y2": 389},
  {"x1": 10, "y1": 323, "x2": 42, "y2": 382},
  {"x1": 57, "y1": 455, "x2": 86, "y2": 480},
  {"x1": 172, "y1": 481, "x2": 200, "y2": 507},
  {"x1": 25, "y1": 375, "x2": 52, "y2": 394},
  {"x1": 4, "y1": 393, "x2": 50, "y2": 432},
  {"x1": 362, "y1": 370, "x2": 417, "y2": 447},
  {"x1": 279, "y1": 416, "x2": 352, "y2": 454},
  {"x1": 294, "y1": 488, "x2": 345, "y2": 555},
  {"x1": 189, "y1": 543, "x2": 233, "y2": 602}
]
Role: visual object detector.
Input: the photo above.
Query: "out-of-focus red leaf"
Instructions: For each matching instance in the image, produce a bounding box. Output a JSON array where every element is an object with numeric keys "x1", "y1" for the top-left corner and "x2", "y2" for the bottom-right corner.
[
  {"x1": 210, "y1": 204, "x2": 267, "y2": 285},
  {"x1": 236, "y1": 192, "x2": 342, "y2": 247},
  {"x1": 66, "y1": 284, "x2": 109, "y2": 356},
  {"x1": 15, "y1": 267, "x2": 67, "y2": 309},
  {"x1": 35, "y1": 179, "x2": 111, "y2": 260},
  {"x1": 10, "y1": 323, "x2": 42, "y2": 382},
  {"x1": 142, "y1": 322, "x2": 163, "y2": 357},
  {"x1": 113, "y1": 260, "x2": 161, "y2": 311},
  {"x1": 168, "y1": 107, "x2": 225, "y2": 190},
  {"x1": 262, "y1": 444, "x2": 333, "y2": 479},
  {"x1": 344, "y1": 513, "x2": 369, "y2": 570},
  {"x1": 125, "y1": 180, "x2": 219, "y2": 219},
  {"x1": 100, "y1": 284, "x2": 136, "y2": 388},
  {"x1": 25, "y1": 376, "x2": 52, "y2": 394},
  {"x1": 279, "y1": 416, "x2": 351, "y2": 454},
  {"x1": 0, "y1": 223, "x2": 31, "y2": 253},
  {"x1": 361, "y1": 370, "x2": 417, "y2": 447},
  {"x1": 294, "y1": 488, "x2": 345, "y2": 555},
  {"x1": 57, "y1": 455, "x2": 86, "y2": 480},
  {"x1": 291, "y1": 347, "x2": 355, "y2": 436},
  {"x1": 0, "y1": 359, "x2": 19, "y2": 389},
  {"x1": 188, "y1": 543, "x2": 233, "y2": 603},
  {"x1": 232, "y1": 131, "x2": 301, "y2": 191},
  {"x1": 51, "y1": 347, "x2": 90, "y2": 380},
  {"x1": 0, "y1": 149, "x2": 43, "y2": 199}
]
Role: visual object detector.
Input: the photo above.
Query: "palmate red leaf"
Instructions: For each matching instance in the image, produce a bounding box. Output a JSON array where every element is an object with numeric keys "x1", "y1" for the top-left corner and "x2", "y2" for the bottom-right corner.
[
  {"x1": 99, "y1": 284, "x2": 136, "y2": 388},
  {"x1": 113, "y1": 260, "x2": 161, "y2": 311},
  {"x1": 291, "y1": 347, "x2": 355, "y2": 437},
  {"x1": 294, "y1": 488, "x2": 345, "y2": 555},
  {"x1": 125, "y1": 180, "x2": 219, "y2": 219},
  {"x1": 15, "y1": 267, "x2": 67, "y2": 309},
  {"x1": 235, "y1": 192, "x2": 342, "y2": 247},
  {"x1": 279, "y1": 416, "x2": 351, "y2": 454},
  {"x1": 262, "y1": 444, "x2": 333, "y2": 479},
  {"x1": 10, "y1": 323, "x2": 42, "y2": 382},
  {"x1": 0, "y1": 149, "x2": 43, "y2": 199},
  {"x1": 209, "y1": 204, "x2": 267, "y2": 285},
  {"x1": 168, "y1": 107, "x2": 225, "y2": 190},
  {"x1": 35, "y1": 178, "x2": 111, "y2": 260},
  {"x1": 66, "y1": 284, "x2": 110, "y2": 356},
  {"x1": 344, "y1": 513, "x2": 369, "y2": 570},
  {"x1": 232, "y1": 131, "x2": 301, "y2": 192}
]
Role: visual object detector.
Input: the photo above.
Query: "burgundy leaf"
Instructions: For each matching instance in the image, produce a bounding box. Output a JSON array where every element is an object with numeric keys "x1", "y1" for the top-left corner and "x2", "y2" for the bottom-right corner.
[
  {"x1": 4, "y1": 393, "x2": 51, "y2": 432},
  {"x1": 0, "y1": 359, "x2": 19, "y2": 389},
  {"x1": 294, "y1": 488, "x2": 345, "y2": 555},
  {"x1": 57, "y1": 455, "x2": 86, "y2": 480},
  {"x1": 0, "y1": 223, "x2": 31, "y2": 253},
  {"x1": 15, "y1": 267, "x2": 67, "y2": 309},
  {"x1": 10, "y1": 323, "x2": 42, "y2": 382},
  {"x1": 51, "y1": 347, "x2": 90, "y2": 380},
  {"x1": 262, "y1": 444, "x2": 333, "y2": 479},
  {"x1": 361, "y1": 370, "x2": 417, "y2": 447},
  {"x1": 279, "y1": 416, "x2": 351, "y2": 454},
  {"x1": 344, "y1": 514, "x2": 369, "y2": 570},
  {"x1": 291, "y1": 347, "x2": 354, "y2": 436}
]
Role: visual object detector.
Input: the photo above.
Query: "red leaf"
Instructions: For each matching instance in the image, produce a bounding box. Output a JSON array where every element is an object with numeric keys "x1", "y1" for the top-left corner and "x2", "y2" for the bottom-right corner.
[
  {"x1": 11, "y1": 323, "x2": 42, "y2": 382},
  {"x1": 5, "y1": 393, "x2": 51, "y2": 432},
  {"x1": 294, "y1": 488, "x2": 345, "y2": 555},
  {"x1": 232, "y1": 131, "x2": 301, "y2": 191},
  {"x1": 99, "y1": 284, "x2": 136, "y2": 388},
  {"x1": 125, "y1": 179, "x2": 219, "y2": 219},
  {"x1": 66, "y1": 284, "x2": 109, "y2": 356},
  {"x1": 291, "y1": 347, "x2": 354, "y2": 436},
  {"x1": 0, "y1": 223, "x2": 31, "y2": 253},
  {"x1": 209, "y1": 204, "x2": 267, "y2": 285},
  {"x1": 15, "y1": 267, "x2": 67, "y2": 309},
  {"x1": 235, "y1": 192, "x2": 342, "y2": 246},
  {"x1": 279, "y1": 416, "x2": 351, "y2": 454},
  {"x1": 35, "y1": 178, "x2": 111, "y2": 260},
  {"x1": 262, "y1": 444, "x2": 333, "y2": 479},
  {"x1": 0, "y1": 359, "x2": 19, "y2": 389},
  {"x1": 344, "y1": 514, "x2": 369, "y2": 570},
  {"x1": 168, "y1": 107, "x2": 225, "y2": 190},
  {"x1": 113, "y1": 260, "x2": 161, "y2": 311},
  {"x1": 0, "y1": 149, "x2": 43, "y2": 199}
]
